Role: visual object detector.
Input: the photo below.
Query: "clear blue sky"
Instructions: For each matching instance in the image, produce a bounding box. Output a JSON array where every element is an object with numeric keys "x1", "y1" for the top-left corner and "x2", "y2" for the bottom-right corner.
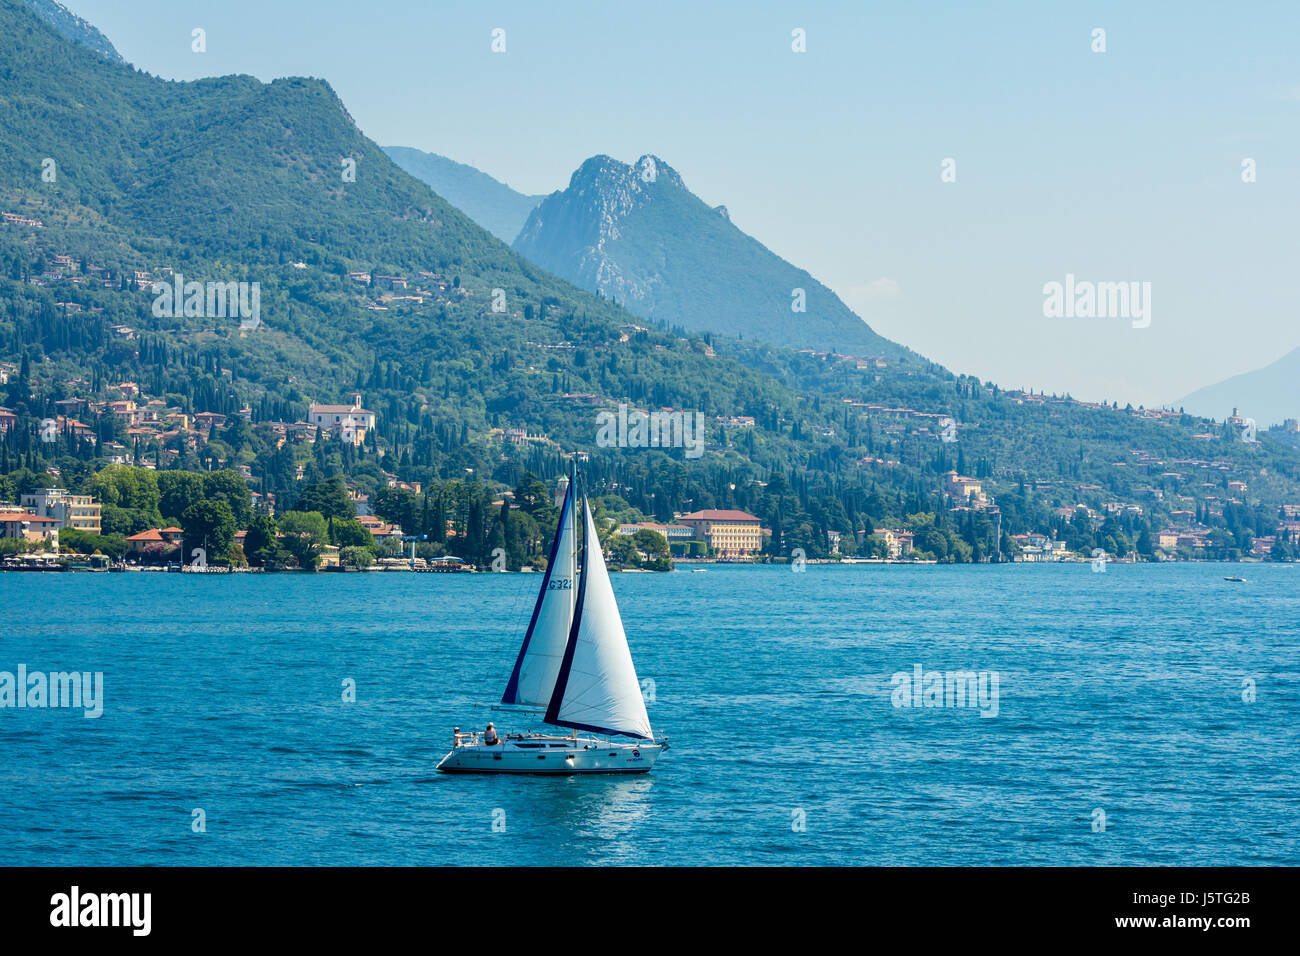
[{"x1": 64, "y1": 0, "x2": 1300, "y2": 409}]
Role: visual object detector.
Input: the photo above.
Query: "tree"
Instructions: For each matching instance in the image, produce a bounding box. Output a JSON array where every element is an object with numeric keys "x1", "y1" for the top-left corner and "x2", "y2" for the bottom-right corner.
[
  {"x1": 90, "y1": 464, "x2": 161, "y2": 523},
  {"x1": 514, "y1": 473, "x2": 556, "y2": 524},
  {"x1": 1136, "y1": 529, "x2": 1154, "y2": 559},
  {"x1": 429, "y1": 494, "x2": 446, "y2": 543},
  {"x1": 915, "y1": 524, "x2": 948, "y2": 561},
  {"x1": 201, "y1": 469, "x2": 253, "y2": 526},
  {"x1": 605, "y1": 533, "x2": 640, "y2": 568},
  {"x1": 243, "y1": 513, "x2": 288, "y2": 568},
  {"x1": 331, "y1": 516, "x2": 374, "y2": 550},
  {"x1": 181, "y1": 500, "x2": 236, "y2": 562},
  {"x1": 339, "y1": 546, "x2": 374, "y2": 569},
  {"x1": 294, "y1": 476, "x2": 355, "y2": 521},
  {"x1": 632, "y1": 528, "x2": 671, "y2": 571},
  {"x1": 157, "y1": 471, "x2": 206, "y2": 523},
  {"x1": 373, "y1": 486, "x2": 416, "y2": 532},
  {"x1": 278, "y1": 510, "x2": 329, "y2": 571}
]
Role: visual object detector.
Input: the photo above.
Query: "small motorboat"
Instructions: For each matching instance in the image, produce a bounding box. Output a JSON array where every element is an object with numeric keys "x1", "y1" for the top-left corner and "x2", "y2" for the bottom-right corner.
[{"x1": 1224, "y1": 575, "x2": 1247, "y2": 583}]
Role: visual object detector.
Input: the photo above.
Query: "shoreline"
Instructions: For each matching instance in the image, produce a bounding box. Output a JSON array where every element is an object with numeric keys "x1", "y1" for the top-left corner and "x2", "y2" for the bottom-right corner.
[{"x1": 1, "y1": 557, "x2": 1291, "y2": 574}]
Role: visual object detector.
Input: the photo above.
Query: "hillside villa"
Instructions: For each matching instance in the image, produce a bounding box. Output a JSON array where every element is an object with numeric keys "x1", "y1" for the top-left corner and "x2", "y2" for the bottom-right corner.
[{"x1": 308, "y1": 394, "x2": 376, "y2": 446}]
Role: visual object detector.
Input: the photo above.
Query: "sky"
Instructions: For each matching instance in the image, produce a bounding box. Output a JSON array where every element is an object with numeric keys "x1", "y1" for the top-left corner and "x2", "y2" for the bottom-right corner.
[{"x1": 61, "y1": 0, "x2": 1300, "y2": 411}]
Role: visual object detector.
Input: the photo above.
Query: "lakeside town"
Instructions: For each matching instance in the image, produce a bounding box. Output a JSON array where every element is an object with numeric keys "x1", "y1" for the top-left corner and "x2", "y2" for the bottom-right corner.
[
  {"x1": 4, "y1": 442, "x2": 1299, "y2": 572},
  {"x1": 3, "y1": 245, "x2": 1299, "y2": 572}
]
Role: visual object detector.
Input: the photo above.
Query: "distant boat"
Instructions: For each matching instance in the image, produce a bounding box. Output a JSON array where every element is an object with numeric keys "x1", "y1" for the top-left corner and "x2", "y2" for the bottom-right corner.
[
  {"x1": 436, "y1": 464, "x2": 668, "y2": 774},
  {"x1": 1224, "y1": 575, "x2": 1247, "y2": 583}
]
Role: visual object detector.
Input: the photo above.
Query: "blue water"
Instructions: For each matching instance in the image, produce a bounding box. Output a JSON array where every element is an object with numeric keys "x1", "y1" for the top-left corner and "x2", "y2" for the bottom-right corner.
[{"x1": 0, "y1": 563, "x2": 1296, "y2": 866}]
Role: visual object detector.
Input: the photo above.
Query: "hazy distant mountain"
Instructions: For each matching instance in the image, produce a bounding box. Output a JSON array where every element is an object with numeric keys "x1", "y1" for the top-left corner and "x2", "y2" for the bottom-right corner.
[
  {"x1": 22, "y1": 0, "x2": 122, "y2": 62},
  {"x1": 383, "y1": 146, "x2": 544, "y2": 244},
  {"x1": 513, "y1": 154, "x2": 908, "y2": 358},
  {"x1": 1176, "y1": 345, "x2": 1300, "y2": 427}
]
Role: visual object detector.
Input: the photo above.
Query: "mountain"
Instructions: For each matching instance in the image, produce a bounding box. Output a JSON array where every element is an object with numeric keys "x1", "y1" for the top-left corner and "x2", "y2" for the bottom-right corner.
[
  {"x1": 21, "y1": 0, "x2": 122, "y2": 62},
  {"x1": 0, "y1": 0, "x2": 883, "y2": 538},
  {"x1": 1175, "y1": 345, "x2": 1300, "y2": 427},
  {"x1": 383, "y1": 146, "x2": 544, "y2": 244},
  {"x1": 513, "y1": 154, "x2": 907, "y2": 359},
  {"x1": 3, "y1": 0, "x2": 1300, "y2": 565}
]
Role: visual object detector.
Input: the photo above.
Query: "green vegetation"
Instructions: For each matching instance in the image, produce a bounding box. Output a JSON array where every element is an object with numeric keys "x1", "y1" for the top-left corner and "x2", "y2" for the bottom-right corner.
[
  {"x1": 57, "y1": 526, "x2": 127, "y2": 558},
  {"x1": 1, "y1": 0, "x2": 1298, "y2": 567},
  {"x1": 277, "y1": 511, "x2": 328, "y2": 571},
  {"x1": 85, "y1": 464, "x2": 251, "y2": 541},
  {"x1": 339, "y1": 545, "x2": 373, "y2": 570},
  {"x1": 604, "y1": 528, "x2": 671, "y2": 571}
]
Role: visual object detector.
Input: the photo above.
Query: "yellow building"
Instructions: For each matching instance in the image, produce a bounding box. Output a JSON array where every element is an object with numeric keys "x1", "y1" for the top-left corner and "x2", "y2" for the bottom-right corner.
[
  {"x1": 678, "y1": 509, "x2": 762, "y2": 558},
  {"x1": 20, "y1": 489, "x2": 102, "y2": 535}
]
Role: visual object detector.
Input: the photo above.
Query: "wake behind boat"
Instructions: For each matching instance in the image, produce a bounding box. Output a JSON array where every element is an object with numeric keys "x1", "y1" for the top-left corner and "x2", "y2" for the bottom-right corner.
[{"x1": 437, "y1": 464, "x2": 668, "y2": 774}]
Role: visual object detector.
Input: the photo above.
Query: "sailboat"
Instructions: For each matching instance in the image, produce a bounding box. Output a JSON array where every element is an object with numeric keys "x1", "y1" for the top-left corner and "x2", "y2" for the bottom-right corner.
[{"x1": 436, "y1": 465, "x2": 668, "y2": 774}]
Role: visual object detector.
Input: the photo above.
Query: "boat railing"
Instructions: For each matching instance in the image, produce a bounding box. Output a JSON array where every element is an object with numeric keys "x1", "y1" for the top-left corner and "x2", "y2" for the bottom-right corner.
[{"x1": 453, "y1": 730, "x2": 516, "y2": 747}]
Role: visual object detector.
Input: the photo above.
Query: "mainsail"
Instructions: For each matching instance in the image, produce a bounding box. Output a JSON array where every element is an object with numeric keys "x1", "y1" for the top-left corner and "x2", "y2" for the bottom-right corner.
[
  {"x1": 544, "y1": 494, "x2": 654, "y2": 740},
  {"x1": 501, "y1": 475, "x2": 576, "y2": 707}
]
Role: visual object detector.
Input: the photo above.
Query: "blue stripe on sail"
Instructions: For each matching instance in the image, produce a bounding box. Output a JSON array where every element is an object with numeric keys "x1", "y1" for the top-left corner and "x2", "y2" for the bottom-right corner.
[
  {"x1": 544, "y1": 486, "x2": 586, "y2": 725},
  {"x1": 501, "y1": 478, "x2": 572, "y2": 705}
]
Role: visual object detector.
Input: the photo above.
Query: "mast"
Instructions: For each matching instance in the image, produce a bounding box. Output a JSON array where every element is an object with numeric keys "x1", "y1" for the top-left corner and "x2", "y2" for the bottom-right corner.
[{"x1": 566, "y1": 457, "x2": 577, "y2": 597}]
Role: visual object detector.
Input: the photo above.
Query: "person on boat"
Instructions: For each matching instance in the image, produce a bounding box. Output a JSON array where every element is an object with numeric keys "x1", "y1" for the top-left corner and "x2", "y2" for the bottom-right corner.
[{"x1": 483, "y1": 722, "x2": 500, "y2": 746}]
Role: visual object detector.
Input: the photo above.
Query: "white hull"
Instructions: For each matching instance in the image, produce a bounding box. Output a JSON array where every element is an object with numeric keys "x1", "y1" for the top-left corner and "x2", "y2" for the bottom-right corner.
[{"x1": 437, "y1": 733, "x2": 665, "y2": 774}]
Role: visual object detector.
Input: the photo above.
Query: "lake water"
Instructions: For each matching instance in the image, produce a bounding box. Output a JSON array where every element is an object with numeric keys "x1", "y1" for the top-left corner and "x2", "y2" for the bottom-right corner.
[{"x1": 0, "y1": 563, "x2": 1296, "y2": 866}]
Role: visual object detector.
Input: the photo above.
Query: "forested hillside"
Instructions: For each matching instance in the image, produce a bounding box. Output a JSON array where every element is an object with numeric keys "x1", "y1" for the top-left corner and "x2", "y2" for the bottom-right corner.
[{"x1": 3, "y1": 0, "x2": 1299, "y2": 566}]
